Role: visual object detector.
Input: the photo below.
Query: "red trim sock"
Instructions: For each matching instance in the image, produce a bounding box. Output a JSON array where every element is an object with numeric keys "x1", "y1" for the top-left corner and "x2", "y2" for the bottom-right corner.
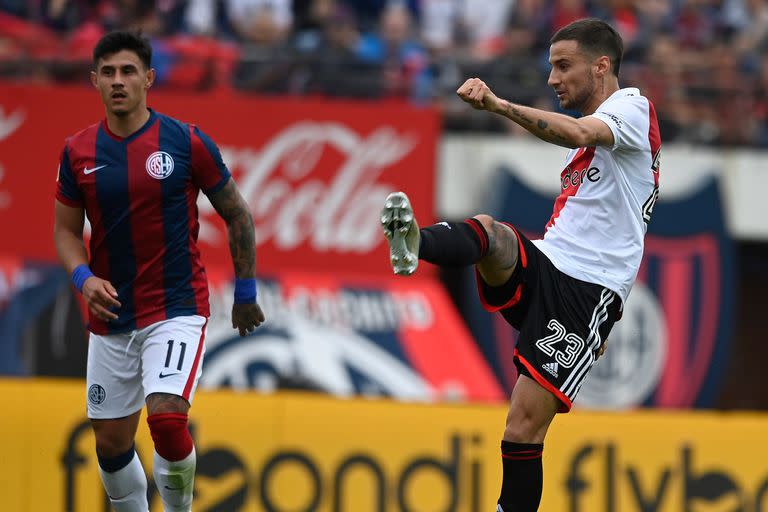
[{"x1": 498, "y1": 440, "x2": 544, "y2": 512}]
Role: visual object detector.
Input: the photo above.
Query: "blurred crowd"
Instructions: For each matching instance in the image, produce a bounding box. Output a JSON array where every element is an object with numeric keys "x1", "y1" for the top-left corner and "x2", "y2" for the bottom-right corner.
[{"x1": 2, "y1": 0, "x2": 768, "y2": 146}]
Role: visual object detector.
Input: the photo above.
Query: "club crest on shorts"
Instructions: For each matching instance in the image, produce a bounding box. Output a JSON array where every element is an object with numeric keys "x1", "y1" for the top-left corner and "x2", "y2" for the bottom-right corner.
[
  {"x1": 88, "y1": 384, "x2": 106, "y2": 405},
  {"x1": 145, "y1": 151, "x2": 174, "y2": 179}
]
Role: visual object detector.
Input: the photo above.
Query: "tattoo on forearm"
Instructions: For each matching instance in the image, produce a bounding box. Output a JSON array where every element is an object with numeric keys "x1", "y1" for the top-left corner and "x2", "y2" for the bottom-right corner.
[
  {"x1": 503, "y1": 102, "x2": 576, "y2": 147},
  {"x1": 210, "y1": 182, "x2": 256, "y2": 278},
  {"x1": 227, "y1": 214, "x2": 256, "y2": 278},
  {"x1": 505, "y1": 103, "x2": 534, "y2": 126}
]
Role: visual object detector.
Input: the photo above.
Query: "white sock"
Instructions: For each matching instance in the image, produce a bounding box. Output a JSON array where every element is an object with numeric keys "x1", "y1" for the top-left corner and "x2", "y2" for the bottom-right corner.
[
  {"x1": 153, "y1": 447, "x2": 196, "y2": 512},
  {"x1": 98, "y1": 450, "x2": 148, "y2": 512}
]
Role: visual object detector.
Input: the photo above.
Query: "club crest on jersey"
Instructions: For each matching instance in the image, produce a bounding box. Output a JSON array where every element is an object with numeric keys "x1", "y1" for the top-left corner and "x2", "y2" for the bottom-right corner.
[{"x1": 145, "y1": 151, "x2": 175, "y2": 180}]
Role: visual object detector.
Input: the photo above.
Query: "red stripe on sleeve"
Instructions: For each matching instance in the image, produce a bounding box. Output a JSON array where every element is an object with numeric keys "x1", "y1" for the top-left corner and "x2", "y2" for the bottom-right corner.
[{"x1": 647, "y1": 100, "x2": 661, "y2": 187}]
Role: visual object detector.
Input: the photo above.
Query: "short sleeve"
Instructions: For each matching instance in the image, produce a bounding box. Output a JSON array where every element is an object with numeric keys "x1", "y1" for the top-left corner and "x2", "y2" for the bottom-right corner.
[
  {"x1": 55, "y1": 145, "x2": 83, "y2": 207},
  {"x1": 189, "y1": 125, "x2": 231, "y2": 196},
  {"x1": 589, "y1": 95, "x2": 649, "y2": 151}
]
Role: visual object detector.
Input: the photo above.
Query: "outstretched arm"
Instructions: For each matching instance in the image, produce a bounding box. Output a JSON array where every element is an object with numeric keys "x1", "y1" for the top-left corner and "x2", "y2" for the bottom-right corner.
[
  {"x1": 208, "y1": 179, "x2": 265, "y2": 335},
  {"x1": 457, "y1": 78, "x2": 614, "y2": 149}
]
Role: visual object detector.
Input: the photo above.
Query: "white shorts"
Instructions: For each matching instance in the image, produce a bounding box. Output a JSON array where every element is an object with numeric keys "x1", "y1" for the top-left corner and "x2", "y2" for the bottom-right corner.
[{"x1": 86, "y1": 315, "x2": 208, "y2": 419}]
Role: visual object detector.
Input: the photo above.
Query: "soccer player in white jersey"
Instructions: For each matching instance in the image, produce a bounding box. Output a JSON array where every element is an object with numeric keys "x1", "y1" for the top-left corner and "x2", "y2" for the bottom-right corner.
[{"x1": 381, "y1": 18, "x2": 660, "y2": 511}]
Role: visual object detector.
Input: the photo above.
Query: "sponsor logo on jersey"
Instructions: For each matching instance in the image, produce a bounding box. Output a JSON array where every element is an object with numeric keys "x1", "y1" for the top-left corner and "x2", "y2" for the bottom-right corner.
[
  {"x1": 561, "y1": 165, "x2": 601, "y2": 190},
  {"x1": 145, "y1": 151, "x2": 175, "y2": 179}
]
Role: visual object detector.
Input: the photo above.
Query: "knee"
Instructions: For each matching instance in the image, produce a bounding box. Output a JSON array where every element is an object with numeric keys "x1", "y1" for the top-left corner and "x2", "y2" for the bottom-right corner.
[
  {"x1": 147, "y1": 413, "x2": 194, "y2": 461},
  {"x1": 92, "y1": 425, "x2": 134, "y2": 459},
  {"x1": 503, "y1": 405, "x2": 549, "y2": 444},
  {"x1": 472, "y1": 215, "x2": 517, "y2": 248},
  {"x1": 472, "y1": 214, "x2": 496, "y2": 234}
]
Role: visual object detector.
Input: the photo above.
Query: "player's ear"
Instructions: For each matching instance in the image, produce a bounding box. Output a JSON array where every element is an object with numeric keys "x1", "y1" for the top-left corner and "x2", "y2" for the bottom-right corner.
[
  {"x1": 90, "y1": 70, "x2": 98, "y2": 88},
  {"x1": 145, "y1": 68, "x2": 156, "y2": 90},
  {"x1": 595, "y1": 55, "x2": 610, "y2": 78}
]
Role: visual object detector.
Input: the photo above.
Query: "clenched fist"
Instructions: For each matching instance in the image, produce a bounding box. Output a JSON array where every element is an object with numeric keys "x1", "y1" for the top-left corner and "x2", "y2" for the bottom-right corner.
[
  {"x1": 457, "y1": 78, "x2": 503, "y2": 112},
  {"x1": 232, "y1": 303, "x2": 266, "y2": 337}
]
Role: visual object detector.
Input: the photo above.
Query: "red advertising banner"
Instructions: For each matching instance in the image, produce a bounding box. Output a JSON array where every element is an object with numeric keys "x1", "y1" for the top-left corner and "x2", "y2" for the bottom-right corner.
[{"x1": 0, "y1": 83, "x2": 438, "y2": 276}]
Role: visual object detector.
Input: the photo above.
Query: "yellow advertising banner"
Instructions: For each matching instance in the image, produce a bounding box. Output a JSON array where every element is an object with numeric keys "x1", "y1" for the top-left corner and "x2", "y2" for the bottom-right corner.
[{"x1": 2, "y1": 378, "x2": 768, "y2": 511}]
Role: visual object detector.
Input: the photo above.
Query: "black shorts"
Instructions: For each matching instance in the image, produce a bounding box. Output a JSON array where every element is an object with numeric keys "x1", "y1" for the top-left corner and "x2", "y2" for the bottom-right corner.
[{"x1": 476, "y1": 224, "x2": 622, "y2": 412}]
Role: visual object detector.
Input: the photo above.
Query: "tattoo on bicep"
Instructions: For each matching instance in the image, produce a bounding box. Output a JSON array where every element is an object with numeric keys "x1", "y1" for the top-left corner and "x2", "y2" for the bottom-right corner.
[
  {"x1": 537, "y1": 119, "x2": 548, "y2": 129},
  {"x1": 210, "y1": 181, "x2": 240, "y2": 221}
]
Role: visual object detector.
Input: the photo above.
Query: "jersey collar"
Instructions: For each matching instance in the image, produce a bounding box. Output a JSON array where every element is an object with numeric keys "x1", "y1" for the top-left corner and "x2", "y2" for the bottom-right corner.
[
  {"x1": 605, "y1": 87, "x2": 640, "y2": 102},
  {"x1": 101, "y1": 108, "x2": 158, "y2": 143}
]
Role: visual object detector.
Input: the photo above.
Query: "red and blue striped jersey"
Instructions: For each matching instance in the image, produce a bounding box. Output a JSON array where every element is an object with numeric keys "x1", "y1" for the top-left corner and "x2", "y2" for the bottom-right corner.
[{"x1": 55, "y1": 109, "x2": 230, "y2": 334}]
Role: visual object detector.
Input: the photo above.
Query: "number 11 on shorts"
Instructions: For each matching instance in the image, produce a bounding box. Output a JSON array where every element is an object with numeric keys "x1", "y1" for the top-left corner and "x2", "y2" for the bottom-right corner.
[{"x1": 163, "y1": 339, "x2": 186, "y2": 374}]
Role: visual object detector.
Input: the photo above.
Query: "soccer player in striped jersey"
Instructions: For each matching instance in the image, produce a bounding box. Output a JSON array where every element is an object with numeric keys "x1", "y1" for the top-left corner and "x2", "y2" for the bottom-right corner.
[
  {"x1": 53, "y1": 31, "x2": 265, "y2": 511},
  {"x1": 382, "y1": 18, "x2": 660, "y2": 511}
]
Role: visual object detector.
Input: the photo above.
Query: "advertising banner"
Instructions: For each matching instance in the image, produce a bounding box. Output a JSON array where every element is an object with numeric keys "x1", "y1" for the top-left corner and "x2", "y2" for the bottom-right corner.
[
  {"x1": 464, "y1": 170, "x2": 734, "y2": 409},
  {"x1": 3, "y1": 379, "x2": 768, "y2": 512},
  {"x1": 0, "y1": 83, "x2": 438, "y2": 276},
  {"x1": 0, "y1": 261, "x2": 503, "y2": 402},
  {"x1": 202, "y1": 269, "x2": 504, "y2": 402}
]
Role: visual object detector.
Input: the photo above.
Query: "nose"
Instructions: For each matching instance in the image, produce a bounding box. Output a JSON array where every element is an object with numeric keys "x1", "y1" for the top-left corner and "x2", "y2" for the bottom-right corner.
[
  {"x1": 112, "y1": 71, "x2": 126, "y2": 86},
  {"x1": 547, "y1": 70, "x2": 558, "y2": 88}
]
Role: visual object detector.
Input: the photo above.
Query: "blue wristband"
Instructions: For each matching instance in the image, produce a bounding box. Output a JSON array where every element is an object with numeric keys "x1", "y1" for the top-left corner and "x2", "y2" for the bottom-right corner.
[
  {"x1": 234, "y1": 278, "x2": 257, "y2": 304},
  {"x1": 72, "y1": 264, "x2": 94, "y2": 293}
]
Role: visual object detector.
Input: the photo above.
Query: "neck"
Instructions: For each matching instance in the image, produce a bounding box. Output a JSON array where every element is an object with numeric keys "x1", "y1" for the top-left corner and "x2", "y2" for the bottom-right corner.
[
  {"x1": 580, "y1": 77, "x2": 620, "y2": 116},
  {"x1": 105, "y1": 105, "x2": 151, "y2": 138}
]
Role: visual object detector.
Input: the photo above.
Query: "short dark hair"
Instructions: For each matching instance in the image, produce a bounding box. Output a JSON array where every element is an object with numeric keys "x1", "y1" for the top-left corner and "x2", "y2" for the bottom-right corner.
[
  {"x1": 551, "y1": 18, "x2": 623, "y2": 77},
  {"x1": 93, "y1": 31, "x2": 152, "y2": 70}
]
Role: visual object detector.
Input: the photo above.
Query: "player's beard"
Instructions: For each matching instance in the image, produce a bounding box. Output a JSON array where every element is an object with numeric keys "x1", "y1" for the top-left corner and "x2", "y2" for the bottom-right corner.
[{"x1": 564, "y1": 72, "x2": 595, "y2": 113}]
